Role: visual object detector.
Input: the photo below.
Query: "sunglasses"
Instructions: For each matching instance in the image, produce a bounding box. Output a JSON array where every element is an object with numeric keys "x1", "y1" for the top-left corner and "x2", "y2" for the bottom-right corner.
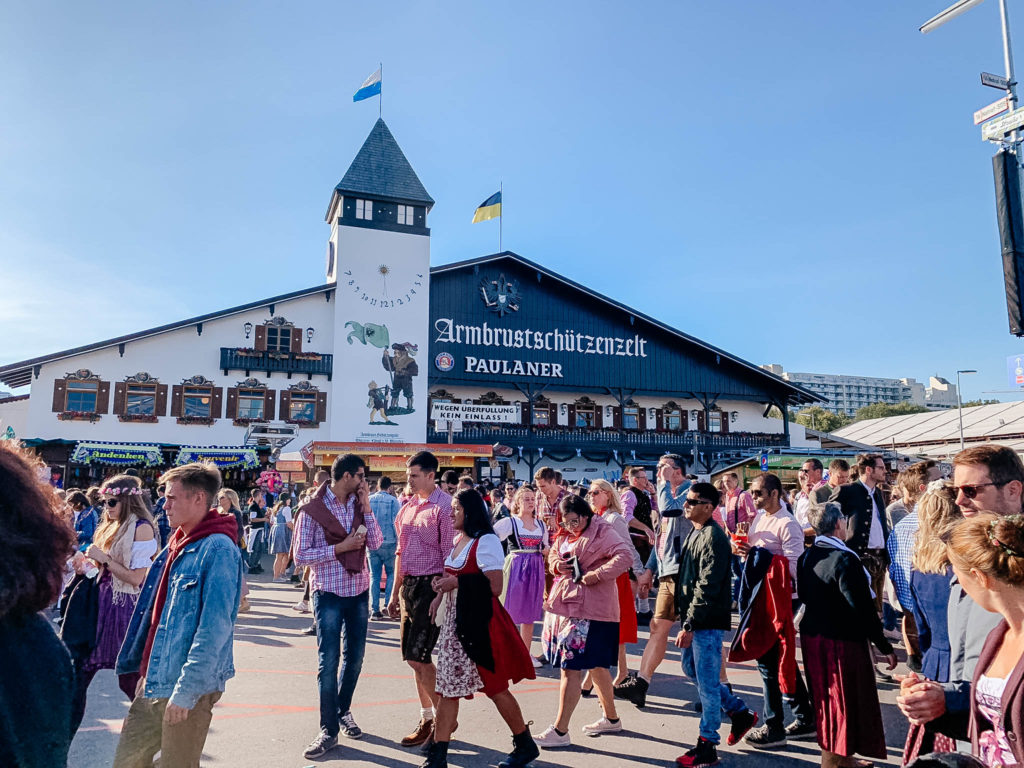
[
  {"x1": 105, "y1": 498, "x2": 121, "y2": 507},
  {"x1": 562, "y1": 517, "x2": 583, "y2": 528},
  {"x1": 683, "y1": 498, "x2": 712, "y2": 507},
  {"x1": 750, "y1": 489, "x2": 766, "y2": 497},
  {"x1": 954, "y1": 481, "x2": 1009, "y2": 500}
]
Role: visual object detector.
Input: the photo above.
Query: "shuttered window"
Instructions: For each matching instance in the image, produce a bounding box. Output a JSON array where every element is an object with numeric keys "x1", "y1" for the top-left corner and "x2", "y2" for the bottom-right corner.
[
  {"x1": 289, "y1": 391, "x2": 317, "y2": 421},
  {"x1": 266, "y1": 325, "x2": 291, "y2": 353},
  {"x1": 623, "y1": 405, "x2": 639, "y2": 430},
  {"x1": 665, "y1": 409, "x2": 682, "y2": 431},
  {"x1": 397, "y1": 204, "x2": 414, "y2": 225},
  {"x1": 126, "y1": 384, "x2": 157, "y2": 416},
  {"x1": 238, "y1": 389, "x2": 265, "y2": 419},
  {"x1": 66, "y1": 381, "x2": 99, "y2": 412},
  {"x1": 183, "y1": 386, "x2": 212, "y2": 417},
  {"x1": 533, "y1": 403, "x2": 550, "y2": 426},
  {"x1": 708, "y1": 411, "x2": 723, "y2": 433},
  {"x1": 575, "y1": 405, "x2": 595, "y2": 428}
]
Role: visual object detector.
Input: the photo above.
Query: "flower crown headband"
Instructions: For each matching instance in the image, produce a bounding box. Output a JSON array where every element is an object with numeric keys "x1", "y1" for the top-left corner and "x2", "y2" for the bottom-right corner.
[
  {"x1": 103, "y1": 486, "x2": 145, "y2": 496},
  {"x1": 989, "y1": 514, "x2": 1024, "y2": 558}
]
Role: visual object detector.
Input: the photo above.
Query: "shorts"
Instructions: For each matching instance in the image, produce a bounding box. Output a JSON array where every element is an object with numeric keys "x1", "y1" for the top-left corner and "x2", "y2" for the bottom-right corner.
[
  {"x1": 653, "y1": 575, "x2": 678, "y2": 622},
  {"x1": 400, "y1": 574, "x2": 441, "y2": 663},
  {"x1": 393, "y1": 375, "x2": 414, "y2": 398}
]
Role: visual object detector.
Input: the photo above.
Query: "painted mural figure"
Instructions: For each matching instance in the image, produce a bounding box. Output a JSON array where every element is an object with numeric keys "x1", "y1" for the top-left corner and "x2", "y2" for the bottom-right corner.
[
  {"x1": 367, "y1": 381, "x2": 396, "y2": 425},
  {"x1": 381, "y1": 342, "x2": 418, "y2": 414}
]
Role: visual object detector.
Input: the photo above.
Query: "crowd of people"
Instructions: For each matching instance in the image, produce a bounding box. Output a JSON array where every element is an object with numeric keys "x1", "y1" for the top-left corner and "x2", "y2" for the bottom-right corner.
[{"x1": 3, "y1": 437, "x2": 1024, "y2": 768}]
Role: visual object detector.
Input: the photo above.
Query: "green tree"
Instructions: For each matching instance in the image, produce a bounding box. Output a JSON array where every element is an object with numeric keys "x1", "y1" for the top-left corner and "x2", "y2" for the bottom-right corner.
[
  {"x1": 793, "y1": 406, "x2": 851, "y2": 433},
  {"x1": 852, "y1": 402, "x2": 928, "y2": 421},
  {"x1": 961, "y1": 399, "x2": 1000, "y2": 408}
]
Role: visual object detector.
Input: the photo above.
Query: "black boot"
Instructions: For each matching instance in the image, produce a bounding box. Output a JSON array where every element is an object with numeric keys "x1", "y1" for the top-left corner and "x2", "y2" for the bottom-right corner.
[
  {"x1": 498, "y1": 729, "x2": 539, "y2": 768},
  {"x1": 420, "y1": 740, "x2": 448, "y2": 768}
]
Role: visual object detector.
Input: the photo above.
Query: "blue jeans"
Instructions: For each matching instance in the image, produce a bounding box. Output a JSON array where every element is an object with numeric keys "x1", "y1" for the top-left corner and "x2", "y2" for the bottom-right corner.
[
  {"x1": 755, "y1": 640, "x2": 814, "y2": 731},
  {"x1": 369, "y1": 543, "x2": 396, "y2": 613},
  {"x1": 681, "y1": 629, "x2": 747, "y2": 744},
  {"x1": 312, "y1": 590, "x2": 369, "y2": 736}
]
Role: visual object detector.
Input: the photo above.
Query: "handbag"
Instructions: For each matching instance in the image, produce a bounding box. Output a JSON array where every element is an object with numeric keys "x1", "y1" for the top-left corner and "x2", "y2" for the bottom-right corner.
[{"x1": 59, "y1": 573, "x2": 101, "y2": 657}]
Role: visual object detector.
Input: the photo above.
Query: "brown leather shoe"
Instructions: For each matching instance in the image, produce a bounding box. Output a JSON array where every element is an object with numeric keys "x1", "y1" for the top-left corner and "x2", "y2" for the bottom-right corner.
[{"x1": 400, "y1": 718, "x2": 433, "y2": 747}]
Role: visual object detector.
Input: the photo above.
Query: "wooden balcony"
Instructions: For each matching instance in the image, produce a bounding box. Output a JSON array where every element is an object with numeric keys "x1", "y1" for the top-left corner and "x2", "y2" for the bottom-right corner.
[{"x1": 220, "y1": 348, "x2": 333, "y2": 380}]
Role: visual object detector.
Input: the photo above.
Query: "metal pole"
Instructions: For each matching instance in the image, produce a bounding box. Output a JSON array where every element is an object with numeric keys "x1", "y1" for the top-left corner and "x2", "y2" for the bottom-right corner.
[
  {"x1": 958, "y1": 370, "x2": 966, "y2": 451},
  {"x1": 499, "y1": 180, "x2": 503, "y2": 253},
  {"x1": 999, "y1": 0, "x2": 1020, "y2": 148}
]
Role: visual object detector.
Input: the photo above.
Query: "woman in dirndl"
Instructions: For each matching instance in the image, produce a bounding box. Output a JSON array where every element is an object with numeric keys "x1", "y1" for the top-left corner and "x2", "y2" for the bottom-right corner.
[
  {"x1": 269, "y1": 498, "x2": 293, "y2": 580},
  {"x1": 534, "y1": 494, "x2": 632, "y2": 749},
  {"x1": 494, "y1": 486, "x2": 548, "y2": 661},
  {"x1": 425, "y1": 489, "x2": 538, "y2": 768},
  {"x1": 797, "y1": 501, "x2": 897, "y2": 768},
  {"x1": 69, "y1": 474, "x2": 157, "y2": 736}
]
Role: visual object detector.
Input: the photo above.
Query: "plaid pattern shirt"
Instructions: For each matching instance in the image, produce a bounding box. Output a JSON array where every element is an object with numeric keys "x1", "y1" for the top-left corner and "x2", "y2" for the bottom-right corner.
[
  {"x1": 395, "y1": 487, "x2": 454, "y2": 577},
  {"x1": 535, "y1": 487, "x2": 568, "y2": 532},
  {"x1": 886, "y1": 509, "x2": 919, "y2": 613},
  {"x1": 724, "y1": 488, "x2": 757, "y2": 533},
  {"x1": 293, "y1": 487, "x2": 383, "y2": 598}
]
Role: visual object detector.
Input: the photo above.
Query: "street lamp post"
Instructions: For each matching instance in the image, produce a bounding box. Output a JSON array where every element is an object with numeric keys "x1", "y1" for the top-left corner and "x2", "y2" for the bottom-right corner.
[{"x1": 957, "y1": 369, "x2": 978, "y2": 451}]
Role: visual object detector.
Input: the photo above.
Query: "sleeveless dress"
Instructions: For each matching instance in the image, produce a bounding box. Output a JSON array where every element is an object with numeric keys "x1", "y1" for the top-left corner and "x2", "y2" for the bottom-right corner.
[
  {"x1": 436, "y1": 535, "x2": 537, "y2": 699},
  {"x1": 495, "y1": 516, "x2": 547, "y2": 624}
]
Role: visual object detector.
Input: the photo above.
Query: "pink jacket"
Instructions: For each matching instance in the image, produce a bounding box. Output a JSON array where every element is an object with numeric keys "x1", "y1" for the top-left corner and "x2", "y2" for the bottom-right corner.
[{"x1": 544, "y1": 515, "x2": 632, "y2": 623}]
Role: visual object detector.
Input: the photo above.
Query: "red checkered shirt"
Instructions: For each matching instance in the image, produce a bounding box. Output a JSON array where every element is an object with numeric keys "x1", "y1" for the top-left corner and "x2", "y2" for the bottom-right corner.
[
  {"x1": 293, "y1": 487, "x2": 383, "y2": 597},
  {"x1": 535, "y1": 487, "x2": 568, "y2": 532},
  {"x1": 395, "y1": 487, "x2": 454, "y2": 577}
]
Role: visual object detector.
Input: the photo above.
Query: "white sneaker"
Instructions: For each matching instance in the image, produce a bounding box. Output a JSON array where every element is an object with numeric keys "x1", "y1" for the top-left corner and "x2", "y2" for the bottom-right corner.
[
  {"x1": 582, "y1": 716, "x2": 623, "y2": 736},
  {"x1": 293, "y1": 600, "x2": 310, "y2": 613},
  {"x1": 534, "y1": 725, "x2": 571, "y2": 748},
  {"x1": 531, "y1": 656, "x2": 542, "y2": 668}
]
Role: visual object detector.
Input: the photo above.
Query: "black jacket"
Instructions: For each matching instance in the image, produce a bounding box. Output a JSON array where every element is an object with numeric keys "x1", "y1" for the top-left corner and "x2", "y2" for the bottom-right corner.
[
  {"x1": 675, "y1": 522, "x2": 732, "y2": 631},
  {"x1": 834, "y1": 482, "x2": 889, "y2": 553},
  {"x1": 796, "y1": 541, "x2": 893, "y2": 654}
]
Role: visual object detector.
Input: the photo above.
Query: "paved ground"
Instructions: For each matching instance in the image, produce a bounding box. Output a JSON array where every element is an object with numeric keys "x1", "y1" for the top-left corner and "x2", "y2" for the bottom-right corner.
[{"x1": 70, "y1": 568, "x2": 911, "y2": 768}]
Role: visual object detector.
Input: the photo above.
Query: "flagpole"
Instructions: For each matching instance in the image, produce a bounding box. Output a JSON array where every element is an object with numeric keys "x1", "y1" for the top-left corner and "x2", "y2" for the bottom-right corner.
[
  {"x1": 379, "y1": 62, "x2": 383, "y2": 118},
  {"x1": 499, "y1": 180, "x2": 503, "y2": 253}
]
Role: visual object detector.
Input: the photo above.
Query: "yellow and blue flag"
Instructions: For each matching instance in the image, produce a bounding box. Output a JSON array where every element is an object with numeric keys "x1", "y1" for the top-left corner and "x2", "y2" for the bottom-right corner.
[
  {"x1": 353, "y1": 67, "x2": 382, "y2": 102},
  {"x1": 472, "y1": 191, "x2": 502, "y2": 223}
]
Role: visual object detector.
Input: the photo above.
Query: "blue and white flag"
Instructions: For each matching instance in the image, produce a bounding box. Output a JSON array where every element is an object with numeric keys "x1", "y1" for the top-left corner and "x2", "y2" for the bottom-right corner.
[{"x1": 353, "y1": 67, "x2": 382, "y2": 102}]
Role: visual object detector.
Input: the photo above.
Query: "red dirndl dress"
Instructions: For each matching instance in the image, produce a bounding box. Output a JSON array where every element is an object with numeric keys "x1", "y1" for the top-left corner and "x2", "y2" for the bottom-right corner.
[
  {"x1": 616, "y1": 571, "x2": 637, "y2": 644},
  {"x1": 445, "y1": 539, "x2": 536, "y2": 697}
]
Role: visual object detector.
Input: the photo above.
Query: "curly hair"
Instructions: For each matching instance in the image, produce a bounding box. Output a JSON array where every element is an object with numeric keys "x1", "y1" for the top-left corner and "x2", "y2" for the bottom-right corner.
[
  {"x1": 0, "y1": 441, "x2": 76, "y2": 619},
  {"x1": 912, "y1": 483, "x2": 961, "y2": 574}
]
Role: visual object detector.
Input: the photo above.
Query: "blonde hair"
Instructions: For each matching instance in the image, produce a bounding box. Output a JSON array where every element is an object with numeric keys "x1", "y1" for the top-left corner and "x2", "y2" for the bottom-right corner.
[
  {"x1": 912, "y1": 483, "x2": 961, "y2": 574},
  {"x1": 947, "y1": 513, "x2": 1024, "y2": 586},
  {"x1": 589, "y1": 479, "x2": 624, "y2": 516},
  {"x1": 217, "y1": 488, "x2": 240, "y2": 510},
  {"x1": 512, "y1": 487, "x2": 536, "y2": 518},
  {"x1": 94, "y1": 475, "x2": 155, "y2": 552}
]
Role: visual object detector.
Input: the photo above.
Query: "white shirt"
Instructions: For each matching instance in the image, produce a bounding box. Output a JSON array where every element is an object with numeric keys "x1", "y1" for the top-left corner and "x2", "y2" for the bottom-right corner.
[
  {"x1": 793, "y1": 494, "x2": 812, "y2": 529},
  {"x1": 445, "y1": 533, "x2": 505, "y2": 572},
  {"x1": 861, "y1": 481, "x2": 884, "y2": 549}
]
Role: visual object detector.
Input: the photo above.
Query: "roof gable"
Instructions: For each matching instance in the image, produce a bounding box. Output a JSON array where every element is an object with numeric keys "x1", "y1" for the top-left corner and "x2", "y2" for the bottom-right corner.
[
  {"x1": 429, "y1": 252, "x2": 821, "y2": 406},
  {"x1": 331, "y1": 119, "x2": 433, "y2": 210}
]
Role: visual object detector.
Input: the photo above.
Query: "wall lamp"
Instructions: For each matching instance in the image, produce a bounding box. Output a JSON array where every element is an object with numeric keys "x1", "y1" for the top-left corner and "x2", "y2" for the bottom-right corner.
[
  {"x1": 730, "y1": 411, "x2": 739, "y2": 422},
  {"x1": 243, "y1": 321, "x2": 253, "y2": 340},
  {"x1": 306, "y1": 327, "x2": 315, "y2": 343}
]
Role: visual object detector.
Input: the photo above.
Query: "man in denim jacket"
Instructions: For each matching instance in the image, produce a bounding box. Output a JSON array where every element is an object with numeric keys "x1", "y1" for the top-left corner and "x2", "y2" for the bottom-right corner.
[{"x1": 113, "y1": 463, "x2": 242, "y2": 768}]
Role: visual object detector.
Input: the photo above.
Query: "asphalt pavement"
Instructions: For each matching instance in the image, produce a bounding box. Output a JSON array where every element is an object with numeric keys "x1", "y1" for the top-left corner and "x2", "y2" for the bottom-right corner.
[{"x1": 69, "y1": 568, "x2": 911, "y2": 768}]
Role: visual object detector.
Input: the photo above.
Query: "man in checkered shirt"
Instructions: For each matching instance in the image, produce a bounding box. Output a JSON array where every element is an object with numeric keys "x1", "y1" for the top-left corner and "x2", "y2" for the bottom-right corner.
[{"x1": 293, "y1": 453, "x2": 382, "y2": 760}]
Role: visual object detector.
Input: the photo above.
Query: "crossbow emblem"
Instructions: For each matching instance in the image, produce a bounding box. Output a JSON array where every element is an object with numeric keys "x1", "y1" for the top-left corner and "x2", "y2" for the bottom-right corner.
[{"x1": 479, "y1": 274, "x2": 521, "y2": 317}]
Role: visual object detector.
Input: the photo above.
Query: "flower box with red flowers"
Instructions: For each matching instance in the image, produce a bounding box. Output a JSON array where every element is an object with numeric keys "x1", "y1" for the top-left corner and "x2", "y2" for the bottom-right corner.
[
  {"x1": 285, "y1": 418, "x2": 317, "y2": 428},
  {"x1": 235, "y1": 348, "x2": 260, "y2": 358},
  {"x1": 232, "y1": 417, "x2": 260, "y2": 427},
  {"x1": 118, "y1": 413, "x2": 159, "y2": 424},
  {"x1": 292, "y1": 352, "x2": 322, "y2": 361},
  {"x1": 58, "y1": 410, "x2": 100, "y2": 422},
  {"x1": 176, "y1": 416, "x2": 215, "y2": 426}
]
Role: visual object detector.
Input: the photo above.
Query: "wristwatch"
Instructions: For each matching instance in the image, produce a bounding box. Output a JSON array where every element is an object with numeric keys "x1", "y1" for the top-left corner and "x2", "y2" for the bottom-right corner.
[{"x1": 682, "y1": 620, "x2": 693, "y2": 633}]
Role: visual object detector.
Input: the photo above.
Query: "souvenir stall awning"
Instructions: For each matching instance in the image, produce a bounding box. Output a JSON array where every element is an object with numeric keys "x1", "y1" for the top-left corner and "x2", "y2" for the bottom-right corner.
[
  {"x1": 174, "y1": 446, "x2": 260, "y2": 469},
  {"x1": 71, "y1": 441, "x2": 164, "y2": 467},
  {"x1": 300, "y1": 441, "x2": 493, "y2": 470}
]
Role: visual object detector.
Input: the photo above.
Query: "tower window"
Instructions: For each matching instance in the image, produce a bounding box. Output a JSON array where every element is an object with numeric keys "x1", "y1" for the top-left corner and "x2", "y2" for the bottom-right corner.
[
  {"x1": 397, "y1": 205, "x2": 415, "y2": 226},
  {"x1": 355, "y1": 199, "x2": 373, "y2": 220}
]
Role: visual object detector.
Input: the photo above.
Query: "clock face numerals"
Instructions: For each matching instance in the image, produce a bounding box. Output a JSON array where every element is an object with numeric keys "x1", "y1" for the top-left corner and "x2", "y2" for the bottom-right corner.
[{"x1": 342, "y1": 269, "x2": 424, "y2": 309}]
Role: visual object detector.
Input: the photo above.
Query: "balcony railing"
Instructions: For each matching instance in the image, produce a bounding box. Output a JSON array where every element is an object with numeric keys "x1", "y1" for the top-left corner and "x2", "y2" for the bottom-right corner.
[
  {"x1": 220, "y1": 348, "x2": 334, "y2": 380},
  {"x1": 427, "y1": 425, "x2": 788, "y2": 451}
]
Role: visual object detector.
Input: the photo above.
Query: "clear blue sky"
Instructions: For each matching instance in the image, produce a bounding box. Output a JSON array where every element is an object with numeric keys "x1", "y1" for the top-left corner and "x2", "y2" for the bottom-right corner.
[{"x1": 3, "y1": 1, "x2": 1024, "y2": 404}]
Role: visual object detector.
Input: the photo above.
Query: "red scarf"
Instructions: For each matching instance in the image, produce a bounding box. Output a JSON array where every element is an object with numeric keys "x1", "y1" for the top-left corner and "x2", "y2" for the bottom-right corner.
[{"x1": 140, "y1": 509, "x2": 239, "y2": 678}]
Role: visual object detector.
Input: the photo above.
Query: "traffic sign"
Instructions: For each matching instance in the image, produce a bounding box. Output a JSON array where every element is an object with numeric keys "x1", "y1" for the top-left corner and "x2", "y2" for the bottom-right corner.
[
  {"x1": 982, "y1": 105, "x2": 1024, "y2": 141},
  {"x1": 1007, "y1": 355, "x2": 1024, "y2": 388},
  {"x1": 975, "y1": 96, "x2": 1010, "y2": 125},
  {"x1": 982, "y1": 71, "x2": 1011, "y2": 90}
]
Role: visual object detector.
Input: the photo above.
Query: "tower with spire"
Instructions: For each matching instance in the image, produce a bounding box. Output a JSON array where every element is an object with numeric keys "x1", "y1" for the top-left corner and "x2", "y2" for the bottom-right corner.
[{"x1": 326, "y1": 119, "x2": 433, "y2": 443}]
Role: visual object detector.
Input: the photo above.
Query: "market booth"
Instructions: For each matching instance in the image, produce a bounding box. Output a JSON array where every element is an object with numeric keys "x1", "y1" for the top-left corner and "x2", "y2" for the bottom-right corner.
[{"x1": 300, "y1": 441, "x2": 495, "y2": 484}]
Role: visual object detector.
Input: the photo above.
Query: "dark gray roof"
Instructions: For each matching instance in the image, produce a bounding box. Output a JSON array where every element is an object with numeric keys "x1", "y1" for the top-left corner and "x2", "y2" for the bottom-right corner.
[{"x1": 333, "y1": 119, "x2": 433, "y2": 208}]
